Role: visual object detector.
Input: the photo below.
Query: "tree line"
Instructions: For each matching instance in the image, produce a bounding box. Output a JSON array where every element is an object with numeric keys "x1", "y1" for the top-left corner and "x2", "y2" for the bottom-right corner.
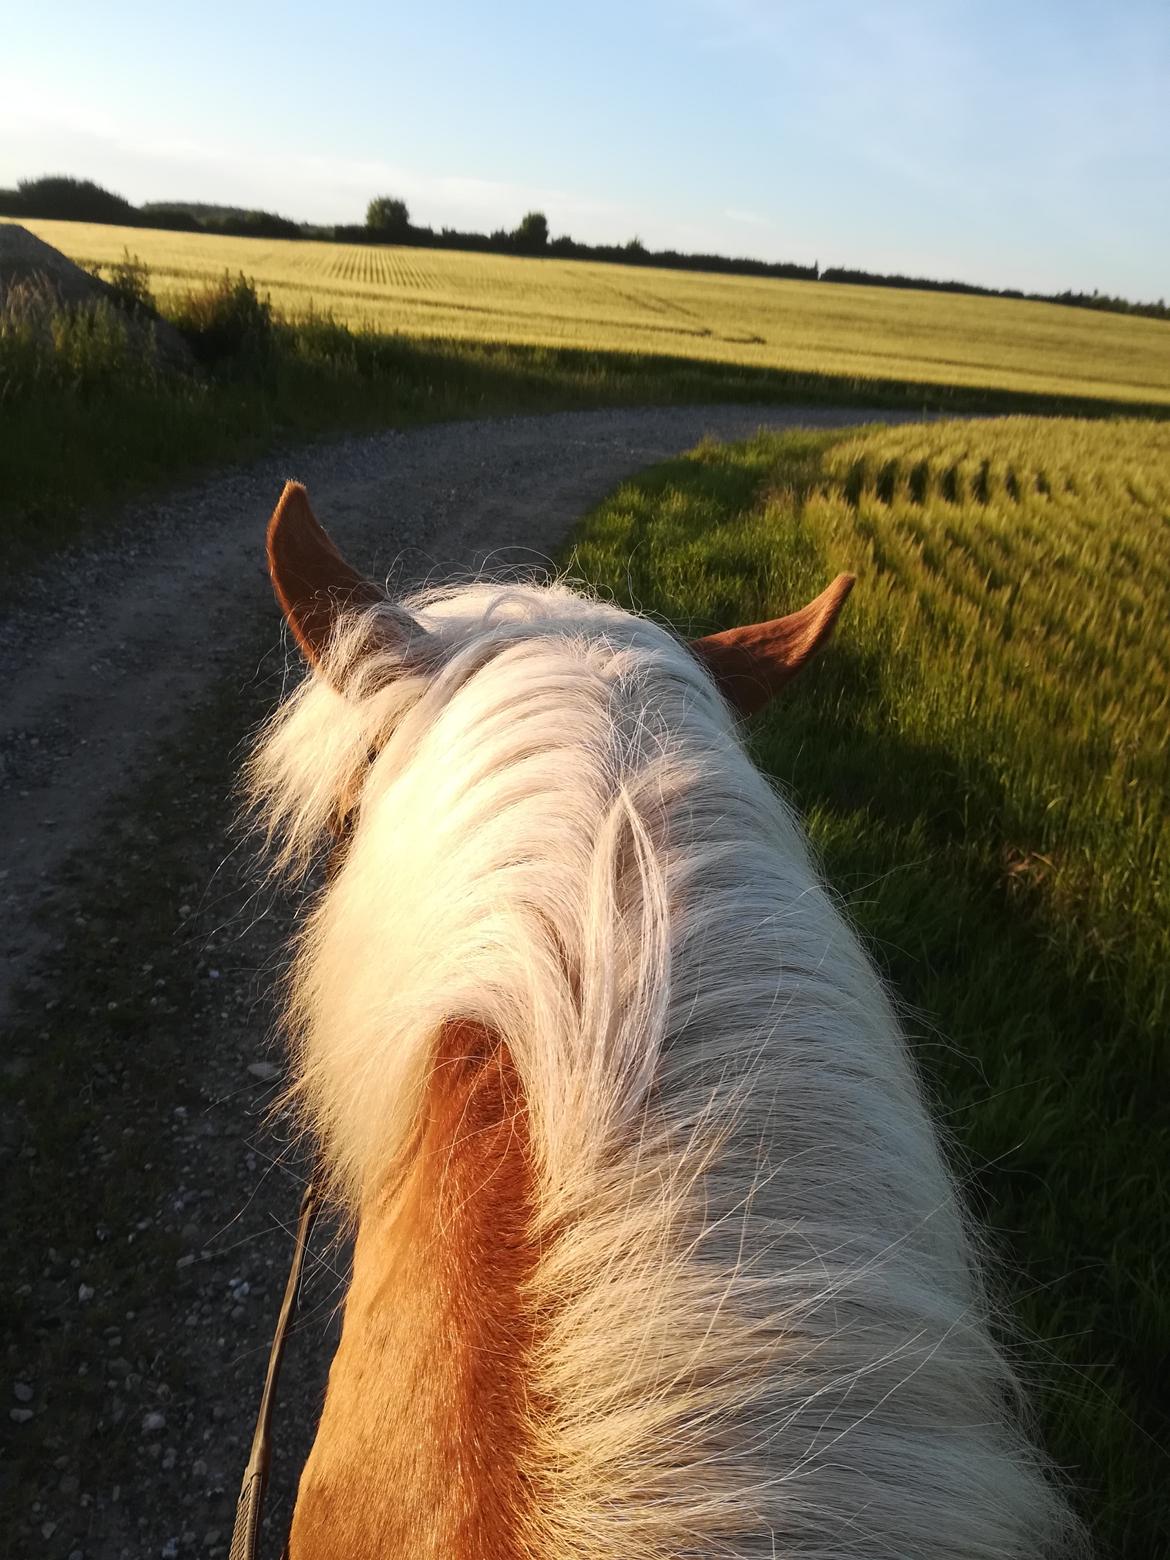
[{"x1": 3, "y1": 175, "x2": 1165, "y2": 323}]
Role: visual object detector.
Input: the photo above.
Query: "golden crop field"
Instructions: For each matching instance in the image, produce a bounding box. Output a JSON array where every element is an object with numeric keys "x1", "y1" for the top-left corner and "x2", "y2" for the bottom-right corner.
[{"x1": 13, "y1": 217, "x2": 1170, "y2": 408}]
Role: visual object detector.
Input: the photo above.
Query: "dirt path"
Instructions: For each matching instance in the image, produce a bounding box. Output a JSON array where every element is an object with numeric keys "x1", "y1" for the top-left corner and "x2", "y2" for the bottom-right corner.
[{"x1": 1, "y1": 404, "x2": 911, "y2": 1559}]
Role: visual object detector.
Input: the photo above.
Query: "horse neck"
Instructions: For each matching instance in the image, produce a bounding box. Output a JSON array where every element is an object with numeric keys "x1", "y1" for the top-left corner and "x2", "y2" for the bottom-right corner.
[{"x1": 289, "y1": 1021, "x2": 539, "y2": 1560}]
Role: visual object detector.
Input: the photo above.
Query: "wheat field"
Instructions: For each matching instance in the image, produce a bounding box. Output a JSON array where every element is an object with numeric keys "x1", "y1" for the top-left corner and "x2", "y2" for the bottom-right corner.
[{"x1": 12, "y1": 217, "x2": 1170, "y2": 408}]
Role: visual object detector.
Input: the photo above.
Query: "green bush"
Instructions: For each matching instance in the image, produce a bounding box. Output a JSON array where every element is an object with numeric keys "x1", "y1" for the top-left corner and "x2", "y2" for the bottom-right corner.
[
  {"x1": 95, "y1": 249, "x2": 156, "y2": 317},
  {"x1": 170, "y1": 272, "x2": 273, "y2": 366}
]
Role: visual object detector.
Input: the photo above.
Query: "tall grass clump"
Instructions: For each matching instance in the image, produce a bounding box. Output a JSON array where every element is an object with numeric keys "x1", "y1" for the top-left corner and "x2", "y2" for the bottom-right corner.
[
  {"x1": 0, "y1": 274, "x2": 187, "y2": 570},
  {"x1": 170, "y1": 271, "x2": 274, "y2": 366},
  {"x1": 93, "y1": 248, "x2": 156, "y2": 317},
  {"x1": 0, "y1": 277, "x2": 161, "y2": 399},
  {"x1": 568, "y1": 418, "x2": 1170, "y2": 1558},
  {"x1": 0, "y1": 274, "x2": 207, "y2": 571}
]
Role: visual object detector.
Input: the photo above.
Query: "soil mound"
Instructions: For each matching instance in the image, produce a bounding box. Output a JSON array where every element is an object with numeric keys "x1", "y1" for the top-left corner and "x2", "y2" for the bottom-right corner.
[{"x1": 0, "y1": 222, "x2": 194, "y2": 369}]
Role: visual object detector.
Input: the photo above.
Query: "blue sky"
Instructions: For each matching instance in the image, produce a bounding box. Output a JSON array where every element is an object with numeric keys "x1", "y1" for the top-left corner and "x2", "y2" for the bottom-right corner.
[{"x1": 3, "y1": 0, "x2": 1167, "y2": 298}]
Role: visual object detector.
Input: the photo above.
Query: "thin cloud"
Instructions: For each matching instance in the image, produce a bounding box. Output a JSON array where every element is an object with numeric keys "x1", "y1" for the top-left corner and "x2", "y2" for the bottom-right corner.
[{"x1": 724, "y1": 208, "x2": 775, "y2": 230}]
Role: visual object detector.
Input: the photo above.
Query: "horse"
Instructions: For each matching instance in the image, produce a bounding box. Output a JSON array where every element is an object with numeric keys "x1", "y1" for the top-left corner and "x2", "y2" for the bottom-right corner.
[{"x1": 248, "y1": 481, "x2": 1077, "y2": 1558}]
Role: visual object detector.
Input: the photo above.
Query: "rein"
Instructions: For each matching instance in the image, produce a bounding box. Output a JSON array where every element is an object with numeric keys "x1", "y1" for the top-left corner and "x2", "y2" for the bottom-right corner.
[{"x1": 229, "y1": 1183, "x2": 319, "y2": 1560}]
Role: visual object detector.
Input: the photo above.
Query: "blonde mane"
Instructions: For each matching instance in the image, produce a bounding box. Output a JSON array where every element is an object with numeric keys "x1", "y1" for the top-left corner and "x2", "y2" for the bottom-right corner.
[{"x1": 249, "y1": 578, "x2": 1077, "y2": 1557}]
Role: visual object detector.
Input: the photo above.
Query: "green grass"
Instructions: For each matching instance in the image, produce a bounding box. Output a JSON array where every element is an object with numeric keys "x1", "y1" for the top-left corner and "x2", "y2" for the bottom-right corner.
[
  {"x1": 566, "y1": 418, "x2": 1170, "y2": 1558},
  {"x1": 12, "y1": 218, "x2": 1170, "y2": 408}
]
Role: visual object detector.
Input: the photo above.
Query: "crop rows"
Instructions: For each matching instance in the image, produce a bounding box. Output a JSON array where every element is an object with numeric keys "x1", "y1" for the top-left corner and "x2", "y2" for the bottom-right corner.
[{"x1": 315, "y1": 247, "x2": 448, "y2": 291}]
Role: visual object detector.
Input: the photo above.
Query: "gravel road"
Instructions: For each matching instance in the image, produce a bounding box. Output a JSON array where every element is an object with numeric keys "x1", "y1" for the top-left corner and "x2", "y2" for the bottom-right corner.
[{"x1": 1, "y1": 403, "x2": 910, "y2": 1559}]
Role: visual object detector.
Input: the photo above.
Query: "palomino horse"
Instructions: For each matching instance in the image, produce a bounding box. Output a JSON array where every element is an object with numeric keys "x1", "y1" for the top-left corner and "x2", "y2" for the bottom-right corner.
[{"x1": 250, "y1": 483, "x2": 1075, "y2": 1558}]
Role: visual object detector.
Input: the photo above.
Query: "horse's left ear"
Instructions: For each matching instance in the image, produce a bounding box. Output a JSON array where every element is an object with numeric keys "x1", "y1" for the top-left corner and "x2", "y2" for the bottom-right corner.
[
  {"x1": 689, "y1": 573, "x2": 856, "y2": 716},
  {"x1": 266, "y1": 482, "x2": 386, "y2": 667}
]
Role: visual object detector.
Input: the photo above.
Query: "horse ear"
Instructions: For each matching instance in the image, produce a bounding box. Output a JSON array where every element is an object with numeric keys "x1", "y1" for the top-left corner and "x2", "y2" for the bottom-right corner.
[
  {"x1": 689, "y1": 573, "x2": 856, "y2": 716},
  {"x1": 266, "y1": 482, "x2": 385, "y2": 666}
]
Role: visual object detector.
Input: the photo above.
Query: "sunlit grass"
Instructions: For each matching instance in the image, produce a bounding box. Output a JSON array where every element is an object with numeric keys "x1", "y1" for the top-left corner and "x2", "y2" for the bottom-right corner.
[
  {"x1": 11, "y1": 217, "x2": 1170, "y2": 408},
  {"x1": 568, "y1": 417, "x2": 1170, "y2": 1557}
]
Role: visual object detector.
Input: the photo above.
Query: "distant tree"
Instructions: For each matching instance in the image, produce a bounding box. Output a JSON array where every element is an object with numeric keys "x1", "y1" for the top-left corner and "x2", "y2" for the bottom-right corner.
[
  {"x1": 17, "y1": 175, "x2": 139, "y2": 225},
  {"x1": 366, "y1": 195, "x2": 410, "y2": 237},
  {"x1": 137, "y1": 204, "x2": 202, "y2": 232},
  {"x1": 513, "y1": 211, "x2": 549, "y2": 251},
  {"x1": 207, "y1": 209, "x2": 301, "y2": 239}
]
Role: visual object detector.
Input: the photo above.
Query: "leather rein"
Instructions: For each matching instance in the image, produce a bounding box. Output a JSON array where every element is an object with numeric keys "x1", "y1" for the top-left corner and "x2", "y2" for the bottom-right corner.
[
  {"x1": 229, "y1": 1183, "x2": 319, "y2": 1560},
  {"x1": 230, "y1": 811, "x2": 357, "y2": 1557}
]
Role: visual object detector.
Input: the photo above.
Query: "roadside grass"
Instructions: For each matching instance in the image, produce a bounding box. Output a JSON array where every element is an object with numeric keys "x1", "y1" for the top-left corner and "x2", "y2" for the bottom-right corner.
[
  {"x1": 566, "y1": 419, "x2": 1170, "y2": 1557},
  {"x1": 4, "y1": 265, "x2": 1170, "y2": 581}
]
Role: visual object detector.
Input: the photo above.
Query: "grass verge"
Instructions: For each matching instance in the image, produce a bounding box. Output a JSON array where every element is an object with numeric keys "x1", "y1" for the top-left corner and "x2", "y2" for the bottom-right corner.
[{"x1": 565, "y1": 418, "x2": 1170, "y2": 1558}]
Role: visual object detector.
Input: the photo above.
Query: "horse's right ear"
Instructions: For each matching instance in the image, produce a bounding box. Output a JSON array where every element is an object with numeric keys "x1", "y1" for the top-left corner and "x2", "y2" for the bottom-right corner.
[
  {"x1": 267, "y1": 482, "x2": 431, "y2": 676},
  {"x1": 689, "y1": 573, "x2": 856, "y2": 716}
]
